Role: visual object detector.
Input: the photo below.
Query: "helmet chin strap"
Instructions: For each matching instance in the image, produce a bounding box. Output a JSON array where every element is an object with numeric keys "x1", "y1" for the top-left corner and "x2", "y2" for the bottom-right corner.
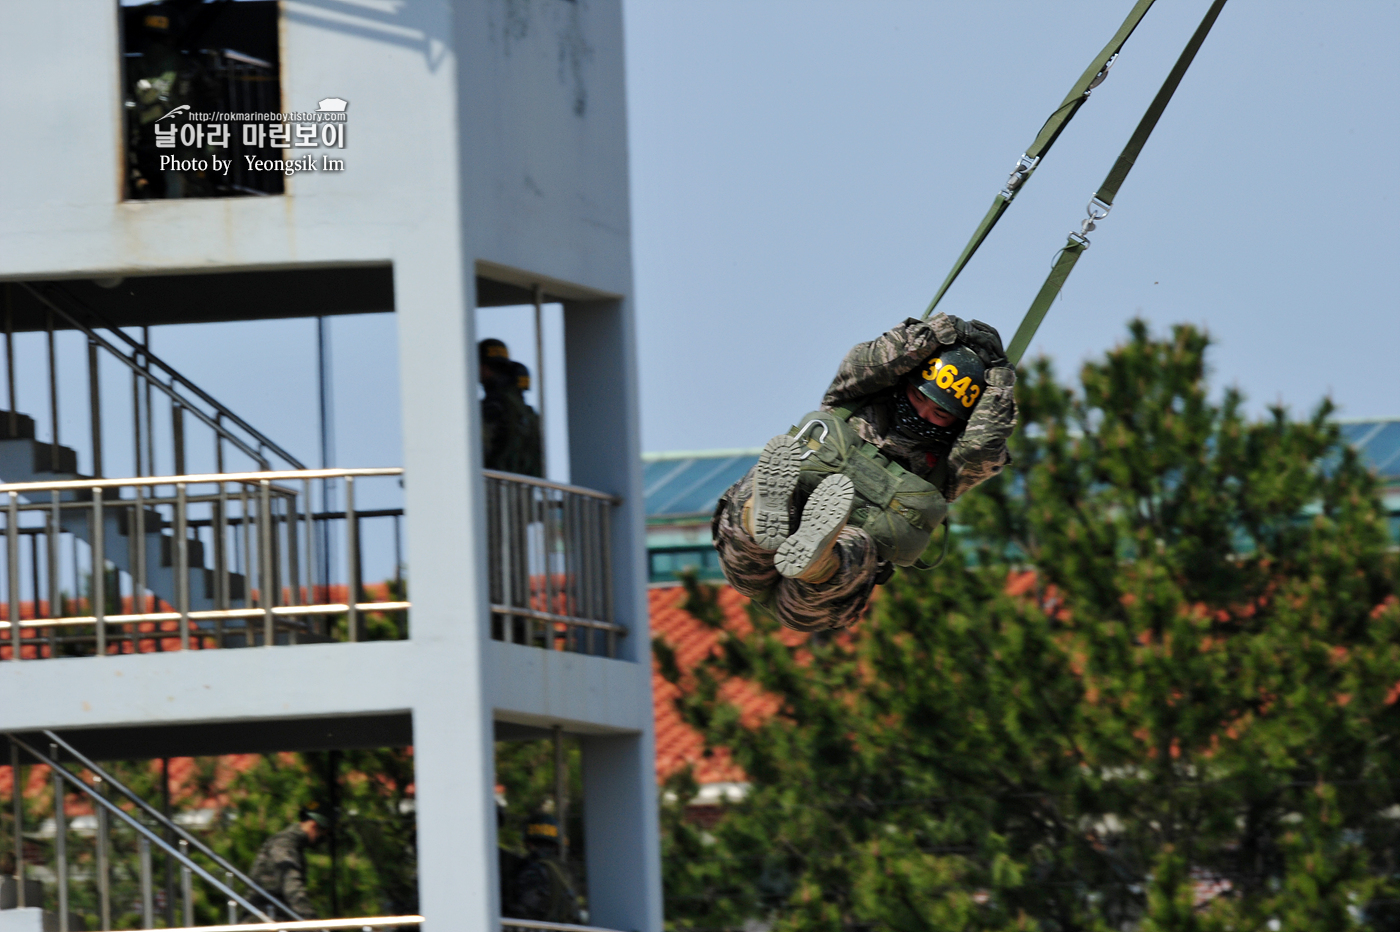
[{"x1": 892, "y1": 390, "x2": 964, "y2": 452}]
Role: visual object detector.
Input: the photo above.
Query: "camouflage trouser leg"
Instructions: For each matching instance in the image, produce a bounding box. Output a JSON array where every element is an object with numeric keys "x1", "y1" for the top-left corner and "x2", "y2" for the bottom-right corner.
[{"x1": 711, "y1": 471, "x2": 879, "y2": 632}]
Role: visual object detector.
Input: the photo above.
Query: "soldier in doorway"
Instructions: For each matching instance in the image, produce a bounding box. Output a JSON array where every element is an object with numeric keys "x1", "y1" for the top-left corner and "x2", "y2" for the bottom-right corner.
[
  {"x1": 246, "y1": 804, "x2": 327, "y2": 921},
  {"x1": 712, "y1": 312, "x2": 1017, "y2": 632},
  {"x1": 504, "y1": 813, "x2": 581, "y2": 924},
  {"x1": 479, "y1": 339, "x2": 544, "y2": 478}
]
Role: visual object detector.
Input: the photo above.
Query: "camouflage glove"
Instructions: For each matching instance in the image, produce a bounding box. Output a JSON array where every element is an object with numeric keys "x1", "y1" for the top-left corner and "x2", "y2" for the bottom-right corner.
[{"x1": 954, "y1": 318, "x2": 1010, "y2": 370}]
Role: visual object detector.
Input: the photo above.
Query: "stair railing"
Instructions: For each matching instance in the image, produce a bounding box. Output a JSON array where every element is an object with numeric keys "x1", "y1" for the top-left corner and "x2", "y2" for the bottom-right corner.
[
  {"x1": 6, "y1": 733, "x2": 275, "y2": 923},
  {"x1": 16, "y1": 282, "x2": 306, "y2": 476},
  {"x1": 39, "y1": 729, "x2": 301, "y2": 920}
]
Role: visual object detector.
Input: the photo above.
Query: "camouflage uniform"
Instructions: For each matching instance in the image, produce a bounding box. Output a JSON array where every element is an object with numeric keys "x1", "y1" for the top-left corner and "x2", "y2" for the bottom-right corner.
[
  {"x1": 247, "y1": 824, "x2": 316, "y2": 920},
  {"x1": 506, "y1": 853, "x2": 581, "y2": 924},
  {"x1": 481, "y1": 364, "x2": 544, "y2": 478},
  {"x1": 713, "y1": 313, "x2": 1017, "y2": 631}
]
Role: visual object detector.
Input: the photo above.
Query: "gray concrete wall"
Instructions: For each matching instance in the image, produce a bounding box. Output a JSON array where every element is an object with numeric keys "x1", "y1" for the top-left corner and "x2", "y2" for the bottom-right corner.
[
  {"x1": 0, "y1": 908, "x2": 44, "y2": 932},
  {"x1": 455, "y1": 1, "x2": 659, "y2": 927}
]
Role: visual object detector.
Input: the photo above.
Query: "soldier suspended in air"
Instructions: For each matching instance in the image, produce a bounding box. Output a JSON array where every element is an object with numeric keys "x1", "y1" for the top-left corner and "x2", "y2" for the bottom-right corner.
[{"x1": 712, "y1": 313, "x2": 1016, "y2": 632}]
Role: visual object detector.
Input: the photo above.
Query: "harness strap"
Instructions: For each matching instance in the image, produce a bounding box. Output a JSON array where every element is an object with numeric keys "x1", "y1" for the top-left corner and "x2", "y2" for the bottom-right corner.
[
  {"x1": 814, "y1": 405, "x2": 946, "y2": 534},
  {"x1": 923, "y1": 0, "x2": 1158, "y2": 319},
  {"x1": 1005, "y1": 0, "x2": 1228, "y2": 365}
]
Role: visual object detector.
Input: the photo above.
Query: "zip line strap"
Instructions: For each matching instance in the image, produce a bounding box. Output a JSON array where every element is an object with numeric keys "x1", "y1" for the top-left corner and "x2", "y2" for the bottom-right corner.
[
  {"x1": 1004, "y1": 0, "x2": 1229, "y2": 366},
  {"x1": 923, "y1": 0, "x2": 1158, "y2": 319},
  {"x1": 1095, "y1": 0, "x2": 1227, "y2": 208},
  {"x1": 1006, "y1": 244, "x2": 1085, "y2": 366}
]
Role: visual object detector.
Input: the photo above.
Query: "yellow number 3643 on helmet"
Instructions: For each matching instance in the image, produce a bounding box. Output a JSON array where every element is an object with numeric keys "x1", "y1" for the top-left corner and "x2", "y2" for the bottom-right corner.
[{"x1": 917, "y1": 344, "x2": 986, "y2": 420}]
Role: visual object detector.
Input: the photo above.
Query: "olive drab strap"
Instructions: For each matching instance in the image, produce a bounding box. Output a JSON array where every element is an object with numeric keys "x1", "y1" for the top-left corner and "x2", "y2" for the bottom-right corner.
[
  {"x1": 1005, "y1": 0, "x2": 1228, "y2": 366},
  {"x1": 911, "y1": 519, "x2": 952, "y2": 571},
  {"x1": 791, "y1": 407, "x2": 949, "y2": 567},
  {"x1": 922, "y1": 0, "x2": 1159, "y2": 320}
]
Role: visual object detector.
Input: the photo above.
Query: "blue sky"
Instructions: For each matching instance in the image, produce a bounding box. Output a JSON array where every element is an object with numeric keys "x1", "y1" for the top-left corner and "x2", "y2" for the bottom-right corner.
[
  {"x1": 90, "y1": 1, "x2": 1400, "y2": 478},
  {"x1": 625, "y1": 0, "x2": 1400, "y2": 453}
]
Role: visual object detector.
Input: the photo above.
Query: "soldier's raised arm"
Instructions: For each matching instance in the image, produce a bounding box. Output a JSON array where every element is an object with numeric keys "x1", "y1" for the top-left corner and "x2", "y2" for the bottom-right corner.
[
  {"x1": 821, "y1": 314, "x2": 960, "y2": 408},
  {"x1": 944, "y1": 366, "x2": 1016, "y2": 501}
]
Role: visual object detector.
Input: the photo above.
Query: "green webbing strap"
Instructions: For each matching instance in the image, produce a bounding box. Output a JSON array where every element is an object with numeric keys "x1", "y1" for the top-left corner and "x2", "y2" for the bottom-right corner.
[
  {"x1": 922, "y1": 0, "x2": 1158, "y2": 319},
  {"x1": 1005, "y1": 0, "x2": 1229, "y2": 366}
]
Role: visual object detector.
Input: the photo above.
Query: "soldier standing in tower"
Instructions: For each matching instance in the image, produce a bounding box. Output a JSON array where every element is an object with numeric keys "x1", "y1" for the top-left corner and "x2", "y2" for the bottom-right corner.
[
  {"x1": 504, "y1": 813, "x2": 581, "y2": 924},
  {"x1": 479, "y1": 339, "x2": 544, "y2": 478},
  {"x1": 246, "y1": 805, "x2": 327, "y2": 921}
]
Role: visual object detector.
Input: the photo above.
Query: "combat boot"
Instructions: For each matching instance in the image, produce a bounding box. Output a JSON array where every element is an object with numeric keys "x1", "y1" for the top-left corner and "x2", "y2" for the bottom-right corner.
[
  {"x1": 775, "y1": 474, "x2": 855, "y2": 581},
  {"x1": 745, "y1": 434, "x2": 804, "y2": 550}
]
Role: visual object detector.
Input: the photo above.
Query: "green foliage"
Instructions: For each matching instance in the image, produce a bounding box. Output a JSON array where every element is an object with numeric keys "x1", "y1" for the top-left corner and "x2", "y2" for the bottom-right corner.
[
  {"x1": 209, "y1": 749, "x2": 417, "y2": 919},
  {"x1": 661, "y1": 322, "x2": 1400, "y2": 931}
]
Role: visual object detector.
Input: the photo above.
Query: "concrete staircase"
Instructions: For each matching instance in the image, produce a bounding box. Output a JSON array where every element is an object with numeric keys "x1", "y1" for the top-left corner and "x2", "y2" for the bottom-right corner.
[{"x1": 0, "y1": 410, "x2": 245, "y2": 614}]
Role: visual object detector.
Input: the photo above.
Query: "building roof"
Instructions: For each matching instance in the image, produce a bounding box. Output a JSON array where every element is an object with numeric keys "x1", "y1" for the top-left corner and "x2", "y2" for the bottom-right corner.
[
  {"x1": 643, "y1": 449, "x2": 759, "y2": 520},
  {"x1": 1339, "y1": 418, "x2": 1400, "y2": 482},
  {"x1": 643, "y1": 419, "x2": 1400, "y2": 523},
  {"x1": 649, "y1": 585, "x2": 803, "y2": 785}
]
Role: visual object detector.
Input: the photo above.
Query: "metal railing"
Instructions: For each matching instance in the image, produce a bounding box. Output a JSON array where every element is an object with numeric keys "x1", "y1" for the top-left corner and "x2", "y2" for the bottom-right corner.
[
  {"x1": 39, "y1": 730, "x2": 302, "y2": 921},
  {"x1": 0, "y1": 468, "x2": 406, "y2": 659},
  {"x1": 485, "y1": 471, "x2": 624, "y2": 657},
  {"x1": 10, "y1": 732, "x2": 426, "y2": 931},
  {"x1": 18, "y1": 282, "x2": 306, "y2": 477},
  {"x1": 159, "y1": 920, "x2": 423, "y2": 931},
  {"x1": 8, "y1": 734, "x2": 275, "y2": 928},
  {"x1": 0, "y1": 466, "x2": 627, "y2": 659}
]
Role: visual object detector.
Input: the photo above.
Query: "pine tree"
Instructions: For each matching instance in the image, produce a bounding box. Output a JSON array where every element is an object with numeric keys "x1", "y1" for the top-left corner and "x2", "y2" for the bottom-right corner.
[{"x1": 659, "y1": 321, "x2": 1400, "y2": 931}]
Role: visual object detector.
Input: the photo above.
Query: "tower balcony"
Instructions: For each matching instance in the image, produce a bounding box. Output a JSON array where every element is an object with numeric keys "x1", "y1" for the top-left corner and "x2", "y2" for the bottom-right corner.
[{"x1": 0, "y1": 467, "x2": 623, "y2": 661}]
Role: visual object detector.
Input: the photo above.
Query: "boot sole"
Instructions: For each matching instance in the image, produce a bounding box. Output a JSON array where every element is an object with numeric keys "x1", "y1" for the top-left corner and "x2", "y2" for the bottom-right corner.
[
  {"x1": 750, "y1": 434, "x2": 803, "y2": 550},
  {"x1": 774, "y1": 474, "x2": 854, "y2": 579}
]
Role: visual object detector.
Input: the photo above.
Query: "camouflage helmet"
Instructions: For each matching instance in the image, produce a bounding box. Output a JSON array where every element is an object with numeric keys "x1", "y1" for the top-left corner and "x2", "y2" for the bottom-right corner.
[
  {"x1": 913, "y1": 344, "x2": 987, "y2": 422},
  {"x1": 513, "y1": 361, "x2": 531, "y2": 392},
  {"x1": 297, "y1": 801, "x2": 330, "y2": 829}
]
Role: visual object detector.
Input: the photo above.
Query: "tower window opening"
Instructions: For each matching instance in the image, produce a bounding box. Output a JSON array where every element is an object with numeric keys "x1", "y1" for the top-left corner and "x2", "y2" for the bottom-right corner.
[{"x1": 120, "y1": 0, "x2": 285, "y2": 200}]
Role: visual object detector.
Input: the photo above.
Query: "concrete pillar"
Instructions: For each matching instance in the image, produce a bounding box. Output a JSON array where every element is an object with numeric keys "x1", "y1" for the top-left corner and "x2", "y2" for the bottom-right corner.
[
  {"x1": 580, "y1": 733, "x2": 663, "y2": 932},
  {"x1": 562, "y1": 299, "x2": 647, "y2": 662},
  {"x1": 395, "y1": 250, "x2": 495, "y2": 930}
]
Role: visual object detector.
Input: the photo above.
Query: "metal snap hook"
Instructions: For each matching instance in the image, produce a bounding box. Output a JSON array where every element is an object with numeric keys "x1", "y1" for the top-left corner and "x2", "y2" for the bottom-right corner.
[
  {"x1": 1000, "y1": 153, "x2": 1039, "y2": 200},
  {"x1": 793, "y1": 419, "x2": 830, "y2": 460},
  {"x1": 1086, "y1": 52, "x2": 1119, "y2": 93}
]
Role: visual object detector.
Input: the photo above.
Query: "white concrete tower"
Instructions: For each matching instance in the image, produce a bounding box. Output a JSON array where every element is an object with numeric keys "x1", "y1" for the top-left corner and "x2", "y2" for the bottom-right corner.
[{"x1": 0, "y1": 3, "x2": 659, "y2": 931}]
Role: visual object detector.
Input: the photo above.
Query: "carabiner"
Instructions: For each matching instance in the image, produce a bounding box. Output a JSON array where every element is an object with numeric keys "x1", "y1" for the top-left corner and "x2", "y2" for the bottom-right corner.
[{"x1": 793, "y1": 419, "x2": 830, "y2": 460}]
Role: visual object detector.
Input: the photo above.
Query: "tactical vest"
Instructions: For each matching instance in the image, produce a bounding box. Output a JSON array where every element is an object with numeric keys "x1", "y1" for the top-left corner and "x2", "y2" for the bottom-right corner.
[{"x1": 787, "y1": 407, "x2": 948, "y2": 567}]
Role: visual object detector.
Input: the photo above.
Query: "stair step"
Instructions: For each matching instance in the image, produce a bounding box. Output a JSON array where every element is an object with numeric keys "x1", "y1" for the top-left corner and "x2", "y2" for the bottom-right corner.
[
  {"x1": 0, "y1": 412, "x2": 80, "y2": 474},
  {"x1": 30, "y1": 440, "x2": 78, "y2": 475},
  {"x1": 0, "y1": 411, "x2": 36, "y2": 441},
  {"x1": 160, "y1": 533, "x2": 206, "y2": 569},
  {"x1": 115, "y1": 506, "x2": 164, "y2": 537}
]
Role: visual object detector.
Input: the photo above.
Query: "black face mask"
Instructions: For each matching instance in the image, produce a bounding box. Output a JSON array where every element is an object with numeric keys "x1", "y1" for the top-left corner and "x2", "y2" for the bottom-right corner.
[{"x1": 892, "y1": 390, "x2": 965, "y2": 455}]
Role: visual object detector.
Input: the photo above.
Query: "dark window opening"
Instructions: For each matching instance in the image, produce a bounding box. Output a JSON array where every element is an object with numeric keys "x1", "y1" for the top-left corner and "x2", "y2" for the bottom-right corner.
[{"x1": 121, "y1": 1, "x2": 284, "y2": 199}]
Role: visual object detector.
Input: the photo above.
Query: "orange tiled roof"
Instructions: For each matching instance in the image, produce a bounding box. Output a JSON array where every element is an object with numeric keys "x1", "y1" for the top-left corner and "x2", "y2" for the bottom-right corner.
[{"x1": 649, "y1": 585, "x2": 808, "y2": 786}]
